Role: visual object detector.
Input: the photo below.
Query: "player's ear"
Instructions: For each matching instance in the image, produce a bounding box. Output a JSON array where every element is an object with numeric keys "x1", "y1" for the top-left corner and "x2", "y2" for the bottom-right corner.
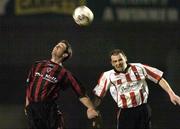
[{"x1": 63, "y1": 53, "x2": 68, "y2": 58}]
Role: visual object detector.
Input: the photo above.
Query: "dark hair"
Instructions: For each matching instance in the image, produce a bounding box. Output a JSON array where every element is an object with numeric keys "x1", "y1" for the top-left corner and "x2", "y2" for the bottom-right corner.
[
  {"x1": 109, "y1": 49, "x2": 126, "y2": 60},
  {"x1": 61, "y1": 40, "x2": 72, "y2": 62}
]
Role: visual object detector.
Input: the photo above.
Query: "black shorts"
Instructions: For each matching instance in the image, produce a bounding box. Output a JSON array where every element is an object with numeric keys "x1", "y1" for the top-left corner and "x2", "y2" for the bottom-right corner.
[
  {"x1": 25, "y1": 101, "x2": 65, "y2": 129},
  {"x1": 117, "y1": 104, "x2": 151, "y2": 129}
]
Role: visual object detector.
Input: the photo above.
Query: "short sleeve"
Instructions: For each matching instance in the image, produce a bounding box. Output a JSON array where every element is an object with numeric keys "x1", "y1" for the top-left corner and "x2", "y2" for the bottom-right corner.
[
  {"x1": 93, "y1": 72, "x2": 110, "y2": 98},
  {"x1": 142, "y1": 64, "x2": 163, "y2": 83}
]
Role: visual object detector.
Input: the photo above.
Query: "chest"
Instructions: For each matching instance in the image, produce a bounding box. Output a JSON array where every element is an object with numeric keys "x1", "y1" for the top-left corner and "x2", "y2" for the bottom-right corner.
[
  {"x1": 109, "y1": 68, "x2": 145, "y2": 87},
  {"x1": 34, "y1": 64, "x2": 62, "y2": 84}
]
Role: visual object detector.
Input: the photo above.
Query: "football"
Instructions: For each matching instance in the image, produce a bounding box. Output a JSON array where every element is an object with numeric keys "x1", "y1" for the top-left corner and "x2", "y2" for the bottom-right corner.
[{"x1": 73, "y1": 6, "x2": 94, "y2": 26}]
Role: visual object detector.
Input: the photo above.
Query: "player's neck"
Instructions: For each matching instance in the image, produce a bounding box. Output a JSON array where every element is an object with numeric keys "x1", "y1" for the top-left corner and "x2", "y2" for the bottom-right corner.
[{"x1": 51, "y1": 57, "x2": 62, "y2": 65}]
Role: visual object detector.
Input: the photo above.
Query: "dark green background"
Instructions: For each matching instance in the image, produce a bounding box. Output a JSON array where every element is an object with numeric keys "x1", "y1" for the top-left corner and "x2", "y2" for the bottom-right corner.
[{"x1": 0, "y1": 0, "x2": 180, "y2": 129}]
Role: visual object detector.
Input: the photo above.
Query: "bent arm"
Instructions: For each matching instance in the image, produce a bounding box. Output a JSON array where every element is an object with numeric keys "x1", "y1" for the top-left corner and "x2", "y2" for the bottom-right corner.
[
  {"x1": 79, "y1": 96, "x2": 98, "y2": 119},
  {"x1": 79, "y1": 96, "x2": 95, "y2": 109},
  {"x1": 159, "y1": 78, "x2": 175, "y2": 96},
  {"x1": 159, "y1": 78, "x2": 180, "y2": 105},
  {"x1": 25, "y1": 96, "x2": 29, "y2": 107}
]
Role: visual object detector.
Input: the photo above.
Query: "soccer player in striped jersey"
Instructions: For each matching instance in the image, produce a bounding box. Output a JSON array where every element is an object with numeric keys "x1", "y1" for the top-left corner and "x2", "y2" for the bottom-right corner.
[
  {"x1": 93, "y1": 49, "x2": 180, "y2": 129},
  {"x1": 25, "y1": 40, "x2": 98, "y2": 129}
]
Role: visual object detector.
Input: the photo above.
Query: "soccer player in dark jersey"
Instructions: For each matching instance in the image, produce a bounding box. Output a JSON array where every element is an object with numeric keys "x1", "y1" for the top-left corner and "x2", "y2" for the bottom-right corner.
[{"x1": 25, "y1": 40, "x2": 98, "y2": 129}]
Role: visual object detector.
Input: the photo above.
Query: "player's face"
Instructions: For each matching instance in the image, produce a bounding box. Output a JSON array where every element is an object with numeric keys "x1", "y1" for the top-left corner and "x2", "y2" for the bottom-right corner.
[
  {"x1": 111, "y1": 53, "x2": 127, "y2": 72},
  {"x1": 52, "y1": 42, "x2": 67, "y2": 58}
]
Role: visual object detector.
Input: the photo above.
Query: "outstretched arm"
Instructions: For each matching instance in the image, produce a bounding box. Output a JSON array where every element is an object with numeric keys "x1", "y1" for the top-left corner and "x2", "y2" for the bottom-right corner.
[
  {"x1": 79, "y1": 96, "x2": 98, "y2": 119},
  {"x1": 159, "y1": 78, "x2": 180, "y2": 105}
]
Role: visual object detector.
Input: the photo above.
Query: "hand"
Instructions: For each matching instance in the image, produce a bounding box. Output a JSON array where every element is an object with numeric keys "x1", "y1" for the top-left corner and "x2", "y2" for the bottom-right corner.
[
  {"x1": 24, "y1": 108, "x2": 27, "y2": 116},
  {"x1": 170, "y1": 93, "x2": 180, "y2": 106},
  {"x1": 24, "y1": 104, "x2": 29, "y2": 116},
  {"x1": 87, "y1": 108, "x2": 98, "y2": 119},
  {"x1": 92, "y1": 111, "x2": 102, "y2": 129}
]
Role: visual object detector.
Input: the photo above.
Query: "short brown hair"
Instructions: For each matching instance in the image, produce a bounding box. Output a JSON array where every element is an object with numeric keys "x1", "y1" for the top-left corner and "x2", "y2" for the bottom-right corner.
[{"x1": 109, "y1": 49, "x2": 126, "y2": 59}]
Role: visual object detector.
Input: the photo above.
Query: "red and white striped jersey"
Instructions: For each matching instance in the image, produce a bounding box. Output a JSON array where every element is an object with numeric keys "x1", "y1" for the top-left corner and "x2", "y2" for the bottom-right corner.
[{"x1": 93, "y1": 63, "x2": 163, "y2": 108}]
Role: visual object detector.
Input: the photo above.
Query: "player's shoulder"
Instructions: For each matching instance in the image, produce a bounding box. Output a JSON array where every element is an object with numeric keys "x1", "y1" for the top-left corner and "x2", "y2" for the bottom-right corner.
[
  {"x1": 103, "y1": 69, "x2": 115, "y2": 76},
  {"x1": 33, "y1": 60, "x2": 49, "y2": 66},
  {"x1": 129, "y1": 63, "x2": 144, "y2": 67},
  {"x1": 130, "y1": 63, "x2": 153, "y2": 73},
  {"x1": 35, "y1": 59, "x2": 47, "y2": 63}
]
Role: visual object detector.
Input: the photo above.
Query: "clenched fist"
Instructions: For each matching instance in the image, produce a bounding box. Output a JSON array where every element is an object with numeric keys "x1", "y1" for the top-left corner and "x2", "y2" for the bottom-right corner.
[{"x1": 87, "y1": 108, "x2": 98, "y2": 119}]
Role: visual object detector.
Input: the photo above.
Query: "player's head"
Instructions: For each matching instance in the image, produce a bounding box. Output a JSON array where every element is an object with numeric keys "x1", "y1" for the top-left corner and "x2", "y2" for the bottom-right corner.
[
  {"x1": 51, "y1": 40, "x2": 72, "y2": 62},
  {"x1": 109, "y1": 49, "x2": 127, "y2": 72}
]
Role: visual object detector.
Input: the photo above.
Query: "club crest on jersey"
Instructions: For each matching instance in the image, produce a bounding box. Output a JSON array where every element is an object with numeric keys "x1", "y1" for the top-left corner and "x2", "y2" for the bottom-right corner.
[{"x1": 47, "y1": 67, "x2": 52, "y2": 73}]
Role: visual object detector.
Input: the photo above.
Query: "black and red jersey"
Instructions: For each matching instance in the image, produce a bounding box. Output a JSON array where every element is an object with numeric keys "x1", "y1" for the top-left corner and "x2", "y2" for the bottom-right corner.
[{"x1": 26, "y1": 60, "x2": 86, "y2": 103}]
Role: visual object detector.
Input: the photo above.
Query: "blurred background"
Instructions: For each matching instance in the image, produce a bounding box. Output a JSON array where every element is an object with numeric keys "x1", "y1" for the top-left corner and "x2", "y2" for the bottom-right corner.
[{"x1": 0, "y1": 0, "x2": 180, "y2": 129}]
